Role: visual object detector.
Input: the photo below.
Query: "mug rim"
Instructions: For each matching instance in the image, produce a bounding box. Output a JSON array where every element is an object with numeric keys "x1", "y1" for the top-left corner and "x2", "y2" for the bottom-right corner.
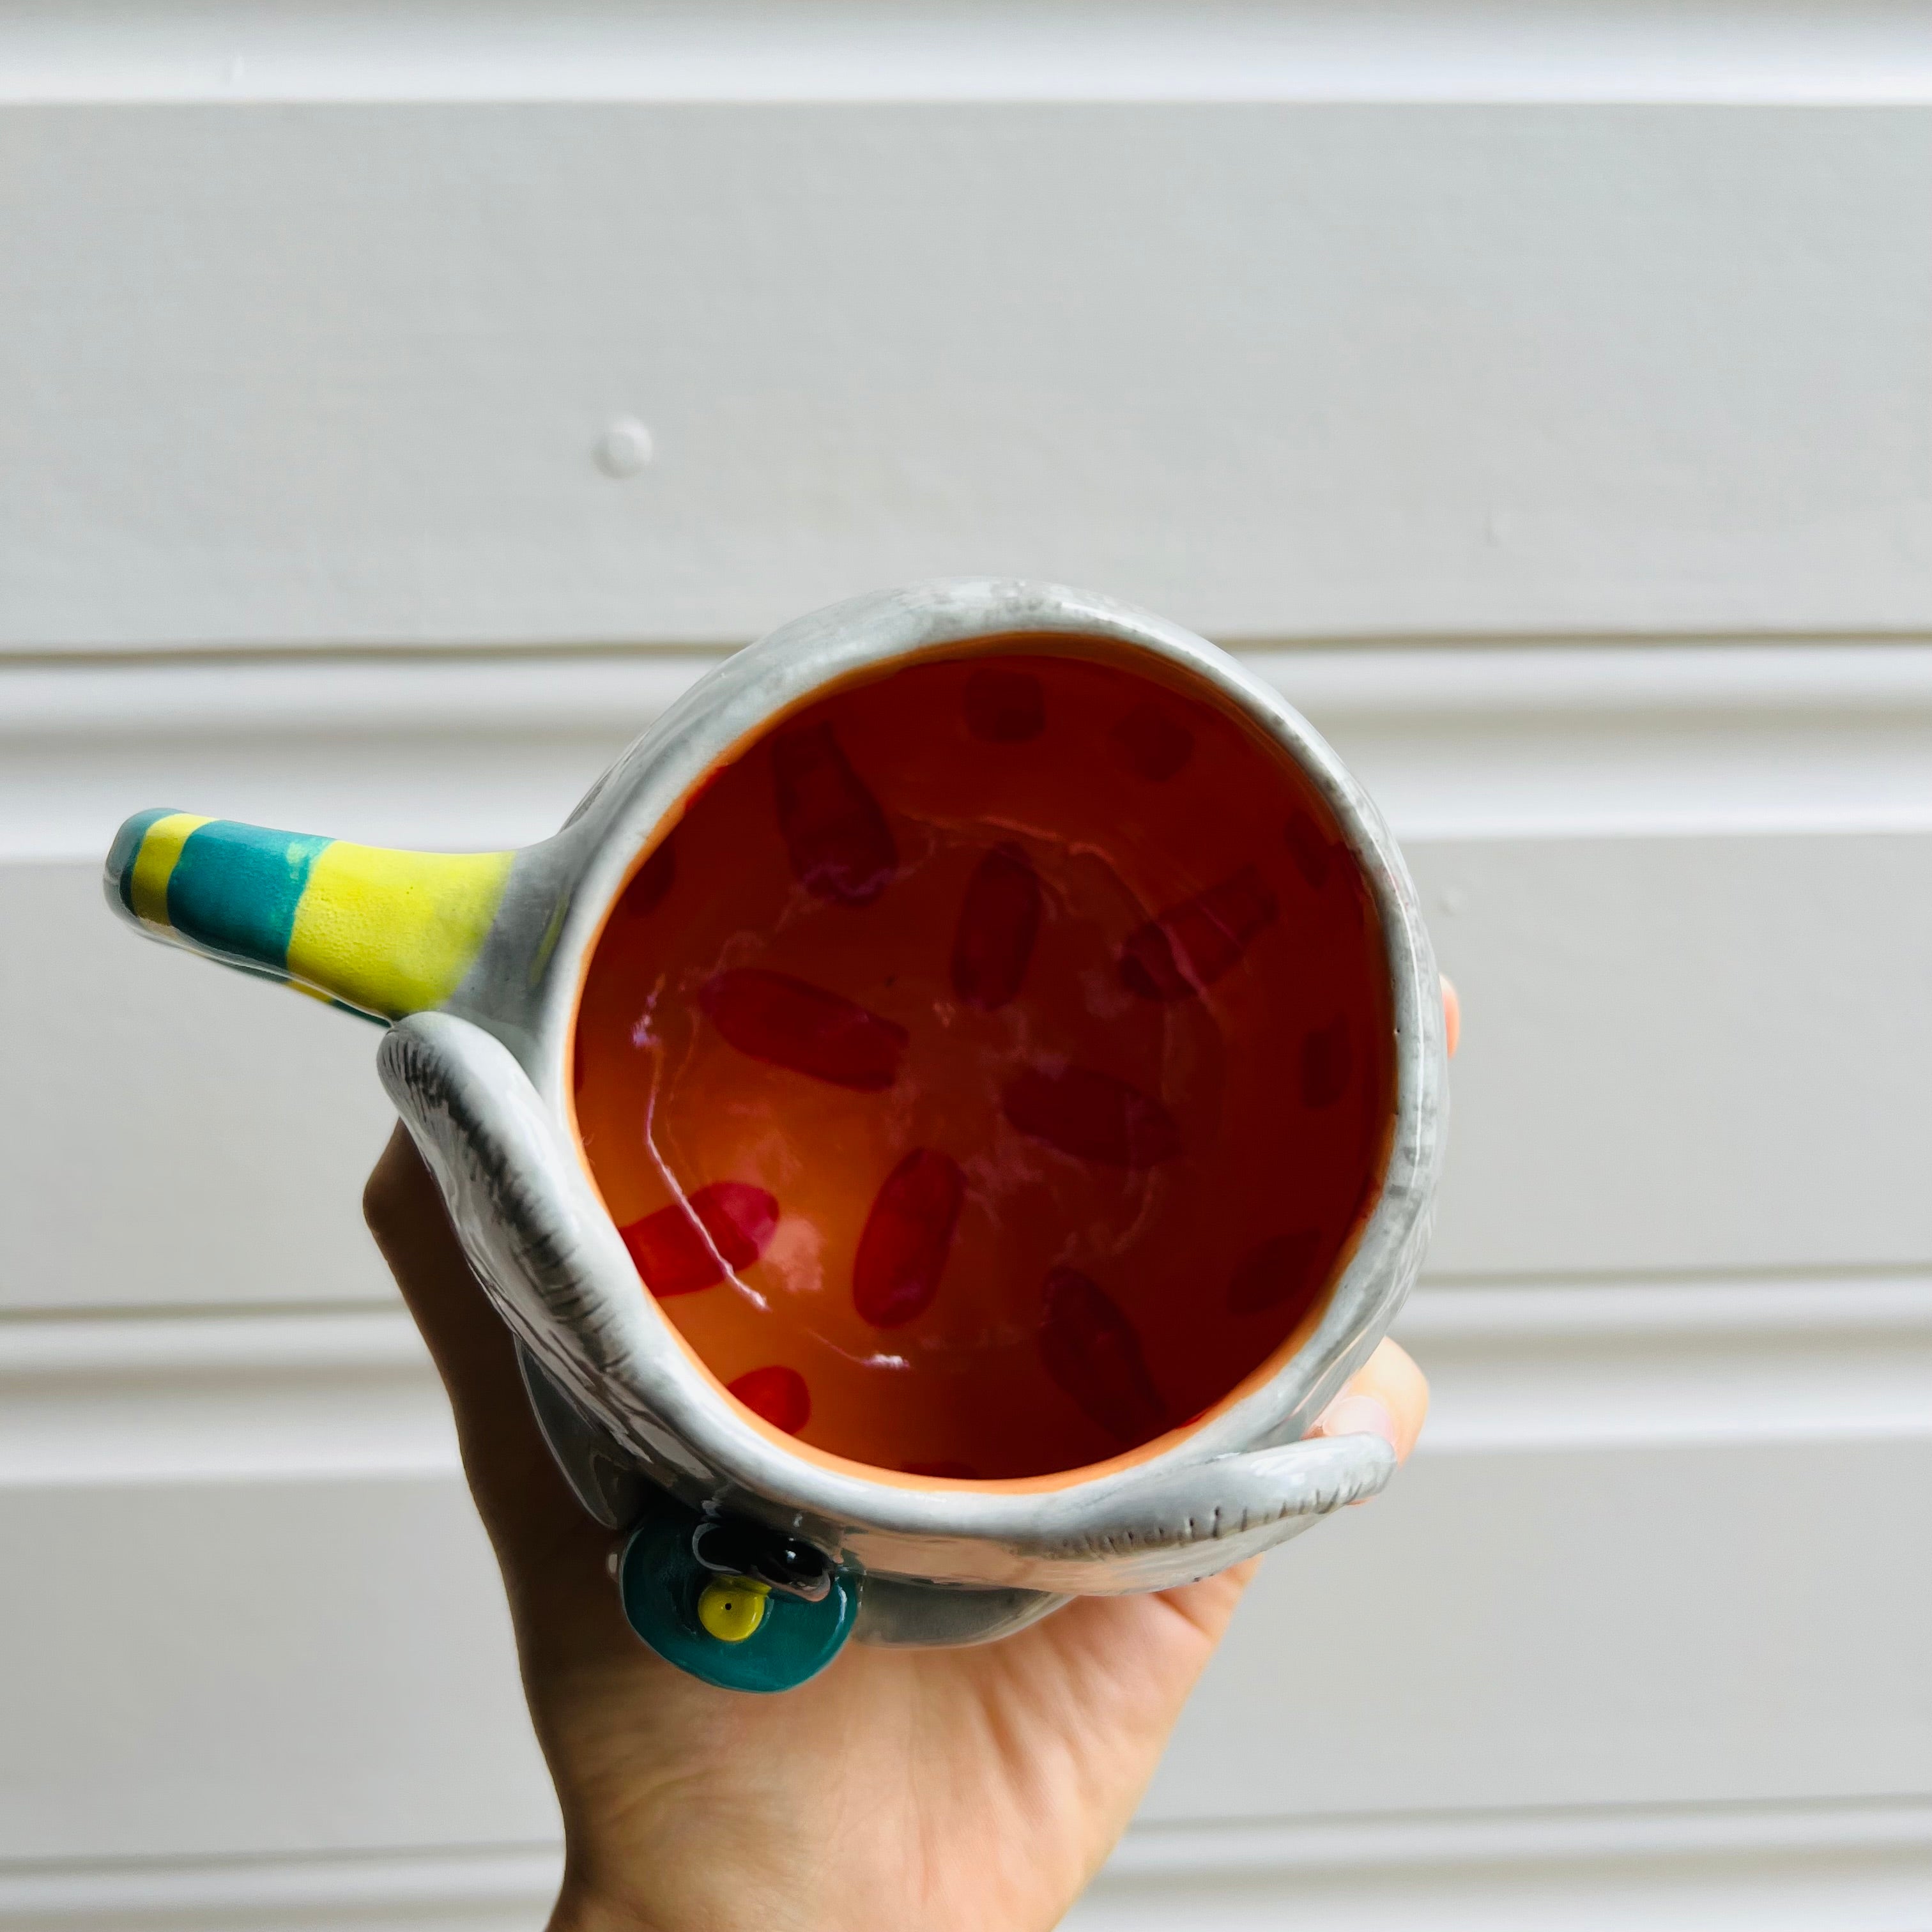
[{"x1": 495, "y1": 580, "x2": 1444, "y2": 1567}]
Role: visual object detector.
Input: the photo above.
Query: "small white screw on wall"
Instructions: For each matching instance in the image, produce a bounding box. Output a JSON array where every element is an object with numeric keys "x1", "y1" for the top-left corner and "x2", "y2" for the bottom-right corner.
[{"x1": 595, "y1": 417, "x2": 655, "y2": 478}]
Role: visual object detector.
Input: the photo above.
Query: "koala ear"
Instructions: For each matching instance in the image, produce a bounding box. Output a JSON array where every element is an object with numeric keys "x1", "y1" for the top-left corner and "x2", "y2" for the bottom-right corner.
[
  {"x1": 376, "y1": 1011, "x2": 647, "y2": 1376},
  {"x1": 1022, "y1": 1430, "x2": 1397, "y2": 1593},
  {"x1": 377, "y1": 1011, "x2": 574, "y2": 1286}
]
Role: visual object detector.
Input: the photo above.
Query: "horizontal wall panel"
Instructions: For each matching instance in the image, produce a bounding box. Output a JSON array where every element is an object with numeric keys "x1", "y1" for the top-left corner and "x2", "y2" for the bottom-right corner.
[
  {"x1": 1268, "y1": 643, "x2": 1932, "y2": 842},
  {"x1": 6, "y1": 105, "x2": 1932, "y2": 647},
  {"x1": 0, "y1": 1845, "x2": 564, "y2": 1932},
  {"x1": 0, "y1": 1478, "x2": 555, "y2": 1862},
  {"x1": 1398, "y1": 1274, "x2": 1932, "y2": 1452},
  {"x1": 15, "y1": 1, "x2": 1932, "y2": 107},
  {"x1": 1399, "y1": 1267, "x2": 1932, "y2": 1453},
  {"x1": 6, "y1": 1802, "x2": 1930, "y2": 1932},
  {"x1": 6, "y1": 643, "x2": 1931, "y2": 864},
  {"x1": 1, "y1": 1438, "x2": 1922, "y2": 1864},
  {"x1": 4, "y1": 1275, "x2": 1924, "y2": 1491},
  {"x1": 1077, "y1": 1800, "x2": 1932, "y2": 1931},
  {"x1": 3, "y1": 1800, "x2": 1916, "y2": 1924},
  {"x1": 1413, "y1": 831, "x2": 1932, "y2": 1276},
  {"x1": 0, "y1": 1310, "x2": 453, "y2": 1488},
  {"x1": 7, "y1": 825, "x2": 1926, "y2": 1311},
  {"x1": 0, "y1": 866, "x2": 397, "y2": 1313},
  {"x1": 8, "y1": 1802, "x2": 1929, "y2": 1932},
  {"x1": 1146, "y1": 1436, "x2": 1932, "y2": 1824},
  {"x1": 2, "y1": 1281, "x2": 1920, "y2": 1876},
  {"x1": 0, "y1": 652, "x2": 714, "y2": 866}
]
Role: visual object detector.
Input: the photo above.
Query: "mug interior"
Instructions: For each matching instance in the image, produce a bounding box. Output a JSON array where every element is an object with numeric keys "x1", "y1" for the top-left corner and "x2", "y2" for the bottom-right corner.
[{"x1": 571, "y1": 641, "x2": 1393, "y2": 1480}]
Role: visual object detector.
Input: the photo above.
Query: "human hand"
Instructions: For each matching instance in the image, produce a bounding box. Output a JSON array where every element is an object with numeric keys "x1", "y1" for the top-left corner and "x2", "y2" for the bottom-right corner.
[{"x1": 362, "y1": 984, "x2": 1452, "y2": 1932}]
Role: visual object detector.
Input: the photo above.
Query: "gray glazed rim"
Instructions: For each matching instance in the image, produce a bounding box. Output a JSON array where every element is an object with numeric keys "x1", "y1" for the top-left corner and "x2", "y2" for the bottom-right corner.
[{"x1": 413, "y1": 577, "x2": 1444, "y2": 1587}]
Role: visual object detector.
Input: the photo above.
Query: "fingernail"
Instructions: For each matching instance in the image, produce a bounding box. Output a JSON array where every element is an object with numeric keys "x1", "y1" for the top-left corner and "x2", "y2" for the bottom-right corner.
[
  {"x1": 1441, "y1": 975, "x2": 1461, "y2": 1059},
  {"x1": 1315, "y1": 1393, "x2": 1397, "y2": 1449}
]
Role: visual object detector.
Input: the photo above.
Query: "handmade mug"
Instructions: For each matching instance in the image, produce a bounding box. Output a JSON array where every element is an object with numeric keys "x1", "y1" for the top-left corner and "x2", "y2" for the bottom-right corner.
[{"x1": 105, "y1": 580, "x2": 1446, "y2": 1692}]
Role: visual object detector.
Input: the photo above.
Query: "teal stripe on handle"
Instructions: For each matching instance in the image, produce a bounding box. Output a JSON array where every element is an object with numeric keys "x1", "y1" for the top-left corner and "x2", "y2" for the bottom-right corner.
[{"x1": 166, "y1": 822, "x2": 332, "y2": 972}]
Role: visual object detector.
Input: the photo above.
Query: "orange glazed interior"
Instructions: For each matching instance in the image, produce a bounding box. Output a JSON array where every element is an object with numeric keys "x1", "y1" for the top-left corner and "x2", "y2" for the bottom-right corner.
[{"x1": 571, "y1": 646, "x2": 1393, "y2": 1480}]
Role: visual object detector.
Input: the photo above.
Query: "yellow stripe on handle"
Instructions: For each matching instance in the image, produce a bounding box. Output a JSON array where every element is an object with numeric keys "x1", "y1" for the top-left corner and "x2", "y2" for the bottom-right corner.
[
  {"x1": 286, "y1": 843, "x2": 515, "y2": 1020},
  {"x1": 126, "y1": 813, "x2": 211, "y2": 930}
]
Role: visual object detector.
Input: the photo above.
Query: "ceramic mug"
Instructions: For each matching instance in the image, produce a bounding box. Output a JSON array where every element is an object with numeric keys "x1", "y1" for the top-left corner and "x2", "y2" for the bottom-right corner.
[{"x1": 104, "y1": 579, "x2": 1446, "y2": 1692}]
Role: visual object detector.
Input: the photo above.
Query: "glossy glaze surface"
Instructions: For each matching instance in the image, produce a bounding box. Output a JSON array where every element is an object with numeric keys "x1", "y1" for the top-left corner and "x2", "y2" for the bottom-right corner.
[{"x1": 573, "y1": 647, "x2": 1393, "y2": 1479}]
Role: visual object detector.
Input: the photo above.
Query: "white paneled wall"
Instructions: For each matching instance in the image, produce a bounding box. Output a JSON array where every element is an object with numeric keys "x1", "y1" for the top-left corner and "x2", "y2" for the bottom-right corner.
[
  {"x1": 3, "y1": 7, "x2": 1929, "y2": 1926},
  {"x1": 10, "y1": 102, "x2": 1932, "y2": 647}
]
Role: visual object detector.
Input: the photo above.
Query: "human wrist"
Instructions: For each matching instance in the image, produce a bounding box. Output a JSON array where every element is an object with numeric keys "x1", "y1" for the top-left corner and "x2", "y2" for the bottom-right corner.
[
  {"x1": 548, "y1": 1876, "x2": 679, "y2": 1932},
  {"x1": 548, "y1": 1886, "x2": 673, "y2": 1932},
  {"x1": 548, "y1": 1869, "x2": 808, "y2": 1932}
]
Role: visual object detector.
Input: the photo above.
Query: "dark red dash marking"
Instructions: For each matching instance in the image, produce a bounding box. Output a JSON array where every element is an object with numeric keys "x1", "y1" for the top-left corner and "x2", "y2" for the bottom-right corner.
[
  {"x1": 963, "y1": 666, "x2": 1046, "y2": 742},
  {"x1": 1119, "y1": 865, "x2": 1279, "y2": 1001},
  {"x1": 620, "y1": 1181, "x2": 780, "y2": 1297},
  {"x1": 854, "y1": 1149, "x2": 966, "y2": 1328},
  {"x1": 728, "y1": 1365, "x2": 811, "y2": 1435},
  {"x1": 951, "y1": 843, "x2": 1042, "y2": 1010},
  {"x1": 771, "y1": 721, "x2": 898, "y2": 905},
  {"x1": 1039, "y1": 1268, "x2": 1167, "y2": 1445},
  {"x1": 616, "y1": 836, "x2": 677, "y2": 920},
  {"x1": 1227, "y1": 1229, "x2": 1325, "y2": 1315},
  {"x1": 1002, "y1": 1065, "x2": 1182, "y2": 1167},
  {"x1": 1301, "y1": 1016, "x2": 1352, "y2": 1108},
  {"x1": 1284, "y1": 813, "x2": 1336, "y2": 889},
  {"x1": 700, "y1": 970, "x2": 907, "y2": 1091},
  {"x1": 1110, "y1": 703, "x2": 1193, "y2": 782}
]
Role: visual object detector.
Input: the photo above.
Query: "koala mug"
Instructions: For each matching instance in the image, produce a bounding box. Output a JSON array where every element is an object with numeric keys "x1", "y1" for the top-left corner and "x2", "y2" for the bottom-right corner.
[{"x1": 105, "y1": 580, "x2": 1446, "y2": 1692}]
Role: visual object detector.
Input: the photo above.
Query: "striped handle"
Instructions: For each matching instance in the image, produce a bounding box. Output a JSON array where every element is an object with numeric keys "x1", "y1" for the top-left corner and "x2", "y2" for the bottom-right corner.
[{"x1": 105, "y1": 811, "x2": 515, "y2": 1022}]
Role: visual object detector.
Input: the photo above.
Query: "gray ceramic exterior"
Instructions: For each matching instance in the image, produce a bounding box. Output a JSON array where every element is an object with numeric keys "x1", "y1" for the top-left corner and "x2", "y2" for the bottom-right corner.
[{"x1": 377, "y1": 579, "x2": 1446, "y2": 1640}]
